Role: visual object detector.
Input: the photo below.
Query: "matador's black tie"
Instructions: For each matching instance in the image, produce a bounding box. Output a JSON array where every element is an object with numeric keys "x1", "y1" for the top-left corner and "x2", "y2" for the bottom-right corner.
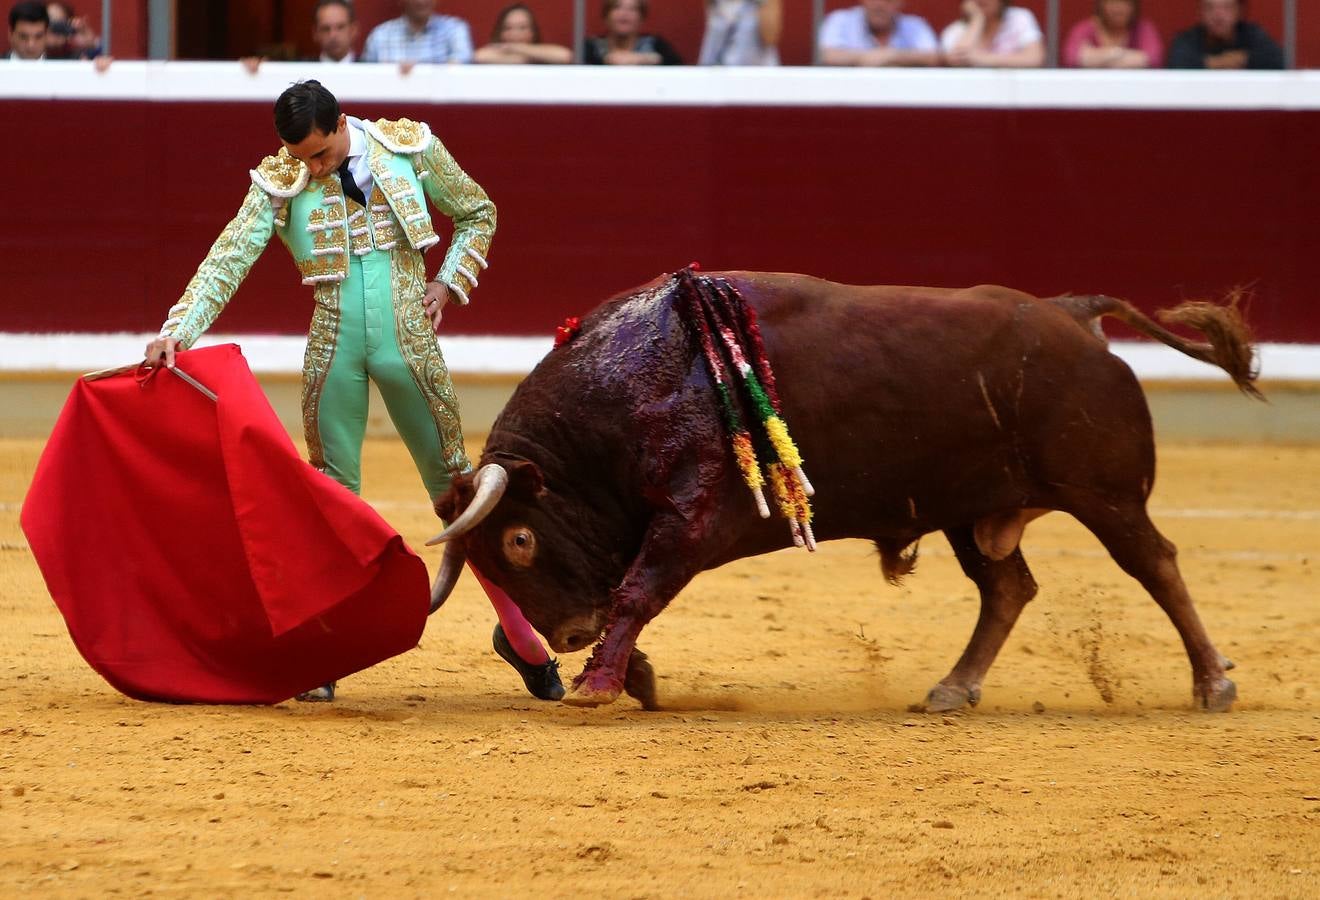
[{"x1": 337, "y1": 156, "x2": 367, "y2": 207}]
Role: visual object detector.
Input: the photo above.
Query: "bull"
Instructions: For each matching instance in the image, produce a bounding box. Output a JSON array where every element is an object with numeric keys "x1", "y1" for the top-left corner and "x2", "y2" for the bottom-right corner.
[{"x1": 429, "y1": 270, "x2": 1260, "y2": 713}]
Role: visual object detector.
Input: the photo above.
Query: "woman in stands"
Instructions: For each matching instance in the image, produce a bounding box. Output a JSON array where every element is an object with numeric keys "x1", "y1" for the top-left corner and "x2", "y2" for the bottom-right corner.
[
  {"x1": 475, "y1": 4, "x2": 572, "y2": 64},
  {"x1": 584, "y1": 0, "x2": 683, "y2": 65},
  {"x1": 1063, "y1": 0, "x2": 1163, "y2": 68},
  {"x1": 941, "y1": 0, "x2": 1045, "y2": 67}
]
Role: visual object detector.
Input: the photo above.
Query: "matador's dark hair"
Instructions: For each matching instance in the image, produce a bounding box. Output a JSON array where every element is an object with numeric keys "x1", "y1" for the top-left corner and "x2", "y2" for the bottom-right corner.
[{"x1": 273, "y1": 79, "x2": 340, "y2": 144}]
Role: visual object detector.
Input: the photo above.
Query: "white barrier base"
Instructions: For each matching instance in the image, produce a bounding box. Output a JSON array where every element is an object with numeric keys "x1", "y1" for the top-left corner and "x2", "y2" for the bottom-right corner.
[{"x1": 1, "y1": 333, "x2": 1317, "y2": 382}]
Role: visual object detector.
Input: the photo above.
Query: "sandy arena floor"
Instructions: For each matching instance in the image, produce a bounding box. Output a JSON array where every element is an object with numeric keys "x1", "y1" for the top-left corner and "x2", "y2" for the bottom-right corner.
[{"x1": 1, "y1": 437, "x2": 1317, "y2": 897}]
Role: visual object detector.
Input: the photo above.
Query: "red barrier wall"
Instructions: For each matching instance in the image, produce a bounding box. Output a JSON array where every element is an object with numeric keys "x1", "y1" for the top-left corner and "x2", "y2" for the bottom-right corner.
[{"x1": 3, "y1": 97, "x2": 1315, "y2": 342}]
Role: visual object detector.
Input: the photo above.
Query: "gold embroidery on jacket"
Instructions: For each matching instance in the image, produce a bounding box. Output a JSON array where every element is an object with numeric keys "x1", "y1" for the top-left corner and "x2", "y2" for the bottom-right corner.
[
  {"x1": 348, "y1": 206, "x2": 373, "y2": 256},
  {"x1": 166, "y1": 185, "x2": 274, "y2": 347},
  {"x1": 250, "y1": 149, "x2": 308, "y2": 197},
  {"x1": 419, "y1": 136, "x2": 495, "y2": 300},
  {"x1": 368, "y1": 117, "x2": 431, "y2": 153}
]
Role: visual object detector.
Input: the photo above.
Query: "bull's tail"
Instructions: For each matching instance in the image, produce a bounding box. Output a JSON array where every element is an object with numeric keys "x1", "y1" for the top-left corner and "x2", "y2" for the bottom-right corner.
[{"x1": 1050, "y1": 292, "x2": 1263, "y2": 400}]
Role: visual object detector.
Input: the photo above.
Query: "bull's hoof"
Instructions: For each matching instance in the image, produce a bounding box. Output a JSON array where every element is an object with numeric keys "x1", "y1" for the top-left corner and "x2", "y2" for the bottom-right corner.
[
  {"x1": 1197, "y1": 676, "x2": 1237, "y2": 713},
  {"x1": 565, "y1": 671, "x2": 623, "y2": 707},
  {"x1": 563, "y1": 684, "x2": 621, "y2": 707},
  {"x1": 624, "y1": 649, "x2": 660, "y2": 711},
  {"x1": 923, "y1": 682, "x2": 980, "y2": 713}
]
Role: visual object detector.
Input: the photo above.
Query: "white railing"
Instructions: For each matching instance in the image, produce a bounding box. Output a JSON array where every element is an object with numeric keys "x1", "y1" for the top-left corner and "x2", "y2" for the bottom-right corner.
[{"x1": 2, "y1": 62, "x2": 1319, "y2": 110}]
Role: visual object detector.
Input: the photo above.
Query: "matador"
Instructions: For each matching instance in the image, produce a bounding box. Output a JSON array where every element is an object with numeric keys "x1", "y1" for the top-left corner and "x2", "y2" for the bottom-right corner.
[{"x1": 144, "y1": 80, "x2": 563, "y2": 703}]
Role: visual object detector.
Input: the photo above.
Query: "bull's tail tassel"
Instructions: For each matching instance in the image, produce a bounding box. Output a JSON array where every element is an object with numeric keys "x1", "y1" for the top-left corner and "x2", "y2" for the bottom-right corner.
[{"x1": 679, "y1": 267, "x2": 816, "y2": 551}]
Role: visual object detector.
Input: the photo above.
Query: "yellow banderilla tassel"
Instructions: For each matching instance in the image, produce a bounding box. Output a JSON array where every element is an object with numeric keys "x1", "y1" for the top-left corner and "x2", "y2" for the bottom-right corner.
[
  {"x1": 732, "y1": 433, "x2": 763, "y2": 490},
  {"x1": 732, "y1": 433, "x2": 770, "y2": 518},
  {"x1": 764, "y1": 416, "x2": 803, "y2": 469},
  {"x1": 769, "y1": 462, "x2": 813, "y2": 523}
]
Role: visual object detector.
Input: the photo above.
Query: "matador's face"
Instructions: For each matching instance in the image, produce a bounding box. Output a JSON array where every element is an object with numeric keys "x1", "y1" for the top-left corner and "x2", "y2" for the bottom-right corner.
[{"x1": 282, "y1": 114, "x2": 351, "y2": 180}]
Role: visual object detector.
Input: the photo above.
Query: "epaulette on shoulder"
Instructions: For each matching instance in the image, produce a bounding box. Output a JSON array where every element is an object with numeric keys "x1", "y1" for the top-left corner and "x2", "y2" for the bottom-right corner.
[
  {"x1": 364, "y1": 117, "x2": 433, "y2": 154},
  {"x1": 250, "y1": 148, "x2": 309, "y2": 198}
]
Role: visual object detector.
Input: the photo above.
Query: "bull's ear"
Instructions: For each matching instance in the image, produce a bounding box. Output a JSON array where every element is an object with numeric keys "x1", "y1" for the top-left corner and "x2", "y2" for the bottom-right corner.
[
  {"x1": 505, "y1": 459, "x2": 545, "y2": 498},
  {"x1": 434, "y1": 470, "x2": 477, "y2": 522}
]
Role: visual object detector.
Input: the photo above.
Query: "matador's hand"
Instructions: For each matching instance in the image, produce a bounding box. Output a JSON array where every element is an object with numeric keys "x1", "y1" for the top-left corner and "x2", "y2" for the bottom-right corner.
[
  {"x1": 423, "y1": 281, "x2": 451, "y2": 335},
  {"x1": 144, "y1": 336, "x2": 179, "y2": 369}
]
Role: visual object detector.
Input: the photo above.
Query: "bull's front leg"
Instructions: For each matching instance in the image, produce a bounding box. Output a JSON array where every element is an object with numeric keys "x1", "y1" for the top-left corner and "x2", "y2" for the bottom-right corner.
[{"x1": 564, "y1": 513, "x2": 706, "y2": 708}]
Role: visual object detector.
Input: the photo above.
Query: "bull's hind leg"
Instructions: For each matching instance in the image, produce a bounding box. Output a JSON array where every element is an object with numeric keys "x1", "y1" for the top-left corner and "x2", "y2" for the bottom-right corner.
[
  {"x1": 1073, "y1": 502, "x2": 1236, "y2": 711},
  {"x1": 924, "y1": 526, "x2": 1039, "y2": 712}
]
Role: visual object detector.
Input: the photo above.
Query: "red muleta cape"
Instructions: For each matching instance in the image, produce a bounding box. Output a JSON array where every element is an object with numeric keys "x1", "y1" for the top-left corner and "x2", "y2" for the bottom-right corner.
[{"x1": 20, "y1": 344, "x2": 429, "y2": 704}]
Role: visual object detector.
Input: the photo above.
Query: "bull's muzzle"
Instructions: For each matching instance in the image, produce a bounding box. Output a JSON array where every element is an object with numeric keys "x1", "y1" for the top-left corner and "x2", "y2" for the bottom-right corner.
[{"x1": 549, "y1": 616, "x2": 605, "y2": 654}]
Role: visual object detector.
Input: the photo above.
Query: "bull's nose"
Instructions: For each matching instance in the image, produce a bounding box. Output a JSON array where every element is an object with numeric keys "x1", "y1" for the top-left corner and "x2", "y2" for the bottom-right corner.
[
  {"x1": 550, "y1": 627, "x2": 598, "y2": 654},
  {"x1": 562, "y1": 630, "x2": 594, "y2": 652}
]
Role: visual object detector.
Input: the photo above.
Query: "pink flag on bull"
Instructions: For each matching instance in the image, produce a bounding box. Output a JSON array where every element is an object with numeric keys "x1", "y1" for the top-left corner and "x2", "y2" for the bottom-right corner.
[{"x1": 20, "y1": 344, "x2": 429, "y2": 704}]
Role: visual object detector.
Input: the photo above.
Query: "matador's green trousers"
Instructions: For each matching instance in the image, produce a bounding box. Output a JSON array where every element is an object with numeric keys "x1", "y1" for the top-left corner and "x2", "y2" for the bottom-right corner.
[{"x1": 306, "y1": 249, "x2": 470, "y2": 500}]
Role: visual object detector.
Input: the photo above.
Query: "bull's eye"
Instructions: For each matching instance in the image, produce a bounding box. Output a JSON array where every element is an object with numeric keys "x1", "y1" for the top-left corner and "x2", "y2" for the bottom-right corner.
[{"x1": 502, "y1": 525, "x2": 536, "y2": 567}]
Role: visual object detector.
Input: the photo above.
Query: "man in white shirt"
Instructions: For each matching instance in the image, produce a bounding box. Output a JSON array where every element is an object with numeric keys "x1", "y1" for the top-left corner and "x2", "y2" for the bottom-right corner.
[
  {"x1": 361, "y1": 0, "x2": 473, "y2": 65},
  {"x1": 6, "y1": 1, "x2": 48, "y2": 60},
  {"x1": 818, "y1": 0, "x2": 939, "y2": 67}
]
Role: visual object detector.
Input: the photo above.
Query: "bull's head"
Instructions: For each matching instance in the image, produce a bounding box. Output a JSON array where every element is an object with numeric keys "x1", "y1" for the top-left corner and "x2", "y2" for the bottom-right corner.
[{"x1": 428, "y1": 460, "x2": 629, "y2": 655}]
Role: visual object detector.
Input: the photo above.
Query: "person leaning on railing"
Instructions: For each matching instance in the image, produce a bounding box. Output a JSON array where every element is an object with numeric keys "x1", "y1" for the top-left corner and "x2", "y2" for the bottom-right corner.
[
  {"x1": 940, "y1": 0, "x2": 1046, "y2": 68},
  {"x1": 584, "y1": 0, "x2": 683, "y2": 66},
  {"x1": 361, "y1": 0, "x2": 473, "y2": 68},
  {"x1": 474, "y1": 4, "x2": 572, "y2": 65},
  {"x1": 817, "y1": 0, "x2": 940, "y2": 68},
  {"x1": 1165, "y1": 0, "x2": 1283, "y2": 70},
  {"x1": 1063, "y1": 0, "x2": 1163, "y2": 68}
]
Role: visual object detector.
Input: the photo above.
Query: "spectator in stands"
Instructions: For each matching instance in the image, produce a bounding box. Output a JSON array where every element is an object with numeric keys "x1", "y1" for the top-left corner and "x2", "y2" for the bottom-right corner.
[
  {"x1": 941, "y1": 0, "x2": 1045, "y2": 68},
  {"x1": 475, "y1": 4, "x2": 572, "y2": 64},
  {"x1": 1063, "y1": 0, "x2": 1162, "y2": 68},
  {"x1": 1166, "y1": 0, "x2": 1283, "y2": 70},
  {"x1": 584, "y1": 0, "x2": 682, "y2": 65},
  {"x1": 312, "y1": 0, "x2": 359, "y2": 62},
  {"x1": 362, "y1": 0, "x2": 473, "y2": 65},
  {"x1": 699, "y1": 0, "x2": 781, "y2": 66},
  {"x1": 242, "y1": 0, "x2": 358, "y2": 74},
  {"x1": 6, "y1": 1, "x2": 47, "y2": 59},
  {"x1": 818, "y1": 0, "x2": 939, "y2": 67},
  {"x1": 45, "y1": 3, "x2": 102, "y2": 59}
]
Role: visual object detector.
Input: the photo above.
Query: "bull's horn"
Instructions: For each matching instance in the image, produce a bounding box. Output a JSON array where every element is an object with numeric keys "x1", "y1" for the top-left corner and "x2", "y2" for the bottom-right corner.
[
  {"x1": 425, "y1": 463, "x2": 509, "y2": 546},
  {"x1": 429, "y1": 540, "x2": 466, "y2": 614}
]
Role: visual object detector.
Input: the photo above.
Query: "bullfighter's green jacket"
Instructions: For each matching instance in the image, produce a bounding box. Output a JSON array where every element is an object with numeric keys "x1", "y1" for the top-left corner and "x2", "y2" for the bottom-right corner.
[
  {"x1": 154, "y1": 117, "x2": 496, "y2": 498},
  {"x1": 159, "y1": 116, "x2": 493, "y2": 347}
]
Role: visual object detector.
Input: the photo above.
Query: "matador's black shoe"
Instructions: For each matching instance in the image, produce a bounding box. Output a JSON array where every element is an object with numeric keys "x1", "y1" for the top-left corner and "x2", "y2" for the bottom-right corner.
[
  {"x1": 295, "y1": 682, "x2": 336, "y2": 702},
  {"x1": 493, "y1": 624, "x2": 565, "y2": 701}
]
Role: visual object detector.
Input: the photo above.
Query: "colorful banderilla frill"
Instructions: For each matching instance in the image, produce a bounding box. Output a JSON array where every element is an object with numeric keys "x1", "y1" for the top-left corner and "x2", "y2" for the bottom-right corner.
[{"x1": 677, "y1": 268, "x2": 817, "y2": 550}]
